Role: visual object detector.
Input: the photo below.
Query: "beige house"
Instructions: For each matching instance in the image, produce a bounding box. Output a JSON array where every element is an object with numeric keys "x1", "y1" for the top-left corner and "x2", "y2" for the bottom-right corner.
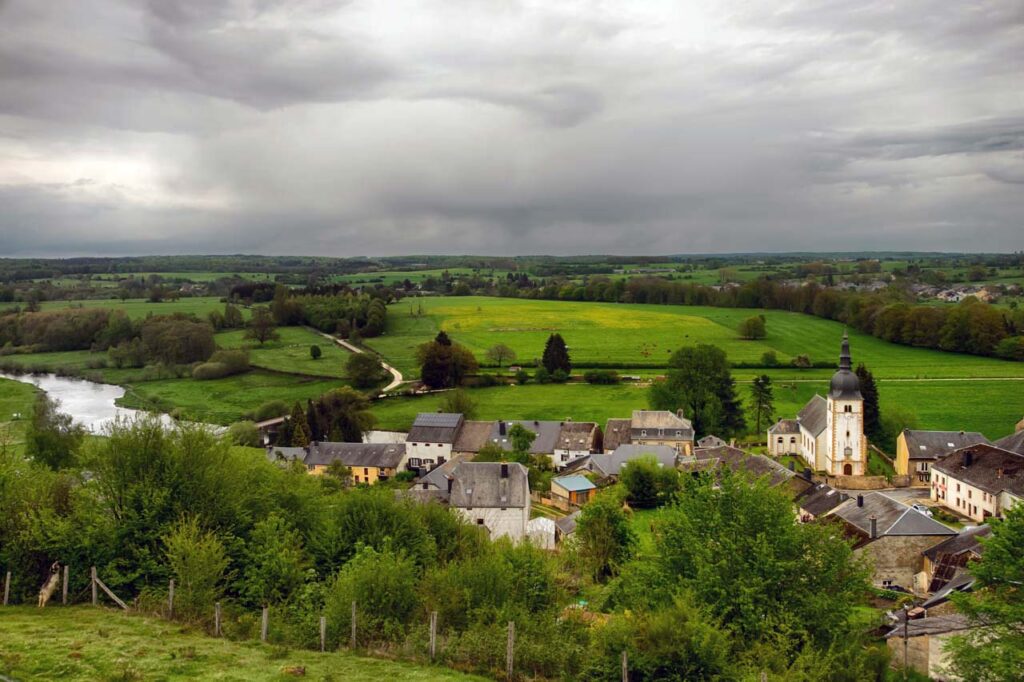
[
  {"x1": 629, "y1": 410, "x2": 694, "y2": 455},
  {"x1": 930, "y1": 444, "x2": 1024, "y2": 523},
  {"x1": 895, "y1": 430, "x2": 988, "y2": 486}
]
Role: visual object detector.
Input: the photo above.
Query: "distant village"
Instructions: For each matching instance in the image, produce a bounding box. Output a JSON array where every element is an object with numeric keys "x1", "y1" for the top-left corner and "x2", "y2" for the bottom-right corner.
[{"x1": 264, "y1": 336, "x2": 1024, "y2": 680}]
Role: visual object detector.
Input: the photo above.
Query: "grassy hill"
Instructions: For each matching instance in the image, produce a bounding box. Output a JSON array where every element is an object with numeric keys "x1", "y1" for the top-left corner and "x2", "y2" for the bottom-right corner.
[{"x1": 0, "y1": 606, "x2": 485, "y2": 682}]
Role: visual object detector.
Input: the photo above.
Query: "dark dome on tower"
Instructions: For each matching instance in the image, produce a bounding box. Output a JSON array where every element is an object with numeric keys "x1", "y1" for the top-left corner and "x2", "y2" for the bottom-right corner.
[{"x1": 829, "y1": 333, "x2": 862, "y2": 400}]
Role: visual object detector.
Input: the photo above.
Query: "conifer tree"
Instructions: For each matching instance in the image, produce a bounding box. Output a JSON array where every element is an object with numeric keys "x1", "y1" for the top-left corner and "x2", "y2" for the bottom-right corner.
[
  {"x1": 288, "y1": 401, "x2": 311, "y2": 447},
  {"x1": 542, "y1": 333, "x2": 571, "y2": 374},
  {"x1": 855, "y1": 363, "x2": 881, "y2": 443}
]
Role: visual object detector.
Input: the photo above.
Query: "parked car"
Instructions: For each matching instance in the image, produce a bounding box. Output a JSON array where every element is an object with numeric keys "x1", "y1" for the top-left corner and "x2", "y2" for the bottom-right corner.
[{"x1": 911, "y1": 503, "x2": 933, "y2": 517}]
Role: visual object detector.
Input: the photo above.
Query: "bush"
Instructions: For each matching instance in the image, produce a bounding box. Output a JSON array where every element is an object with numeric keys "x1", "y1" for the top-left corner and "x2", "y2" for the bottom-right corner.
[
  {"x1": 192, "y1": 349, "x2": 250, "y2": 380},
  {"x1": 163, "y1": 516, "x2": 230, "y2": 622},
  {"x1": 310, "y1": 345, "x2": 322, "y2": 360},
  {"x1": 254, "y1": 400, "x2": 290, "y2": 422},
  {"x1": 226, "y1": 421, "x2": 261, "y2": 447},
  {"x1": 346, "y1": 352, "x2": 386, "y2": 388},
  {"x1": 995, "y1": 335, "x2": 1024, "y2": 361},
  {"x1": 324, "y1": 546, "x2": 418, "y2": 645},
  {"x1": 551, "y1": 369, "x2": 569, "y2": 383},
  {"x1": 761, "y1": 350, "x2": 779, "y2": 367},
  {"x1": 515, "y1": 369, "x2": 529, "y2": 384},
  {"x1": 534, "y1": 367, "x2": 551, "y2": 384},
  {"x1": 583, "y1": 369, "x2": 619, "y2": 384},
  {"x1": 738, "y1": 315, "x2": 767, "y2": 339}
]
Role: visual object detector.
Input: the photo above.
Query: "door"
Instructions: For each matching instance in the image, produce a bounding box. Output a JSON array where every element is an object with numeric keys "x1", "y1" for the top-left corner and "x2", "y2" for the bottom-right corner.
[{"x1": 843, "y1": 463, "x2": 853, "y2": 476}]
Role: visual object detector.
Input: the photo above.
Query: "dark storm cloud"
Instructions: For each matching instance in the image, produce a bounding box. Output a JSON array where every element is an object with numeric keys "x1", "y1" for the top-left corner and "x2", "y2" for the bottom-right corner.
[{"x1": 0, "y1": 0, "x2": 1021, "y2": 256}]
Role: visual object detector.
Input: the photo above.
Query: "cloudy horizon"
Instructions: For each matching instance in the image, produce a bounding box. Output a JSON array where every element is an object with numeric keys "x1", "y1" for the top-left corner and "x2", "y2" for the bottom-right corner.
[{"x1": 1, "y1": 0, "x2": 1021, "y2": 257}]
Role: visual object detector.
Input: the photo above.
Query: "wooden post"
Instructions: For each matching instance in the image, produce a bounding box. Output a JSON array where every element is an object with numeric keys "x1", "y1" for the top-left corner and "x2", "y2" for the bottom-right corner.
[
  {"x1": 429, "y1": 611, "x2": 438, "y2": 660},
  {"x1": 3, "y1": 571, "x2": 9, "y2": 606},
  {"x1": 261, "y1": 606, "x2": 269, "y2": 642},
  {"x1": 622, "y1": 650, "x2": 628, "y2": 682},
  {"x1": 168, "y1": 579, "x2": 175, "y2": 619},
  {"x1": 319, "y1": 616, "x2": 326, "y2": 653},
  {"x1": 506, "y1": 621, "x2": 515, "y2": 681},
  {"x1": 350, "y1": 601, "x2": 357, "y2": 649},
  {"x1": 90, "y1": 566, "x2": 97, "y2": 606},
  {"x1": 214, "y1": 602, "x2": 222, "y2": 636},
  {"x1": 62, "y1": 565, "x2": 69, "y2": 605}
]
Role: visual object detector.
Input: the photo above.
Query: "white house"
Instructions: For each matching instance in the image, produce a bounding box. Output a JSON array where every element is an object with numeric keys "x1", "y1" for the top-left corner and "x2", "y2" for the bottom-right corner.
[
  {"x1": 767, "y1": 419, "x2": 800, "y2": 457},
  {"x1": 402, "y1": 412, "x2": 464, "y2": 472},
  {"x1": 552, "y1": 421, "x2": 600, "y2": 469},
  {"x1": 447, "y1": 461, "x2": 531, "y2": 542},
  {"x1": 930, "y1": 444, "x2": 1024, "y2": 523}
]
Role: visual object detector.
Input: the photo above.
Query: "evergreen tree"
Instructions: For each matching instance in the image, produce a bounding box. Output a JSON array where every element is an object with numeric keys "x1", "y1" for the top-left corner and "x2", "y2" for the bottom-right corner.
[
  {"x1": 541, "y1": 333, "x2": 571, "y2": 374},
  {"x1": 748, "y1": 374, "x2": 774, "y2": 434},
  {"x1": 855, "y1": 363, "x2": 882, "y2": 443},
  {"x1": 288, "y1": 401, "x2": 310, "y2": 447},
  {"x1": 435, "y1": 330, "x2": 452, "y2": 346}
]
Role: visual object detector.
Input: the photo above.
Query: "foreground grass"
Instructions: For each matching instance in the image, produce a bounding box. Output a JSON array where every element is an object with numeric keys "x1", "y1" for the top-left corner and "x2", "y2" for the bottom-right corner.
[{"x1": 0, "y1": 606, "x2": 482, "y2": 681}]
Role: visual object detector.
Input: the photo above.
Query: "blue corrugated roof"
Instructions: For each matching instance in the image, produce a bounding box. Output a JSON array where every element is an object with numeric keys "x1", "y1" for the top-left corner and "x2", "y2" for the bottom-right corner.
[{"x1": 552, "y1": 475, "x2": 596, "y2": 492}]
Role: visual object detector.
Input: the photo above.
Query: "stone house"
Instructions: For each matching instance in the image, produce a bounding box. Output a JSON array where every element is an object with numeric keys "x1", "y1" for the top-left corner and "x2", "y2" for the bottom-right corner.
[
  {"x1": 930, "y1": 444, "x2": 1024, "y2": 523},
  {"x1": 629, "y1": 410, "x2": 694, "y2": 455},
  {"x1": 552, "y1": 421, "x2": 601, "y2": 469},
  {"x1": 403, "y1": 412, "x2": 464, "y2": 472},
  {"x1": 895, "y1": 430, "x2": 989, "y2": 486},
  {"x1": 884, "y1": 614, "x2": 972, "y2": 681},
  {"x1": 602, "y1": 418, "x2": 632, "y2": 453},
  {"x1": 446, "y1": 461, "x2": 531, "y2": 542}
]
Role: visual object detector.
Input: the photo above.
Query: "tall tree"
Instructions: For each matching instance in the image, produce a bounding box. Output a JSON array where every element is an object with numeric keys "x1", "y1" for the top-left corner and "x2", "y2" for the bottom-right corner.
[
  {"x1": 748, "y1": 374, "x2": 775, "y2": 434},
  {"x1": 575, "y1": 494, "x2": 637, "y2": 582},
  {"x1": 314, "y1": 388, "x2": 376, "y2": 442},
  {"x1": 245, "y1": 306, "x2": 280, "y2": 346},
  {"x1": 25, "y1": 394, "x2": 85, "y2": 470},
  {"x1": 855, "y1": 363, "x2": 881, "y2": 443},
  {"x1": 416, "y1": 334, "x2": 478, "y2": 389},
  {"x1": 648, "y1": 344, "x2": 746, "y2": 437},
  {"x1": 485, "y1": 343, "x2": 516, "y2": 367},
  {"x1": 542, "y1": 333, "x2": 571, "y2": 374},
  {"x1": 288, "y1": 401, "x2": 310, "y2": 447}
]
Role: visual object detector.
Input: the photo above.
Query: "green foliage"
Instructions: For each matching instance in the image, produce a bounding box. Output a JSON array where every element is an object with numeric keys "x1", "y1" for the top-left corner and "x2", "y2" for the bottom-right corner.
[
  {"x1": 550, "y1": 368, "x2": 569, "y2": 383},
  {"x1": 879, "y1": 406, "x2": 918, "y2": 452},
  {"x1": 225, "y1": 420, "x2": 260, "y2": 447},
  {"x1": 791, "y1": 354, "x2": 812, "y2": 369},
  {"x1": 574, "y1": 494, "x2": 637, "y2": 581},
  {"x1": 748, "y1": 374, "x2": 774, "y2": 434},
  {"x1": 484, "y1": 343, "x2": 516, "y2": 367},
  {"x1": 309, "y1": 344, "x2": 322, "y2": 360},
  {"x1": 583, "y1": 369, "x2": 620, "y2": 384},
  {"x1": 856, "y1": 363, "x2": 882, "y2": 443},
  {"x1": 738, "y1": 314, "x2": 767, "y2": 339},
  {"x1": 440, "y1": 388, "x2": 478, "y2": 420},
  {"x1": 416, "y1": 332, "x2": 479, "y2": 389},
  {"x1": 648, "y1": 344, "x2": 745, "y2": 437},
  {"x1": 163, "y1": 516, "x2": 230, "y2": 621},
  {"x1": 346, "y1": 352, "x2": 386, "y2": 388},
  {"x1": 514, "y1": 368, "x2": 529, "y2": 384},
  {"x1": 995, "y1": 335, "x2": 1024, "y2": 361},
  {"x1": 306, "y1": 387, "x2": 376, "y2": 442},
  {"x1": 25, "y1": 393, "x2": 84, "y2": 469},
  {"x1": 240, "y1": 514, "x2": 309, "y2": 606},
  {"x1": 253, "y1": 399, "x2": 289, "y2": 422},
  {"x1": 141, "y1": 315, "x2": 216, "y2": 364},
  {"x1": 541, "y1": 333, "x2": 571, "y2": 374},
  {"x1": 325, "y1": 545, "x2": 418, "y2": 644},
  {"x1": 286, "y1": 401, "x2": 310, "y2": 447},
  {"x1": 761, "y1": 349, "x2": 779, "y2": 366},
  {"x1": 192, "y1": 349, "x2": 250, "y2": 380},
  {"x1": 619, "y1": 455, "x2": 680, "y2": 509},
  {"x1": 244, "y1": 306, "x2": 280, "y2": 345},
  {"x1": 507, "y1": 423, "x2": 535, "y2": 456}
]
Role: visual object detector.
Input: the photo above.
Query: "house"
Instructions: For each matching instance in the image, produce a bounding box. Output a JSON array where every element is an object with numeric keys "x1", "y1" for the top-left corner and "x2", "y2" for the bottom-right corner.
[
  {"x1": 602, "y1": 418, "x2": 632, "y2": 453},
  {"x1": 788, "y1": 334, "x2": 867, "y2": 475},
  {"x1": 884, "y1": 614, "x2": 972, "y2": 681},
  {"x1": 303, "y1": 442, "x2": 406, "y2": 483},
  {"x1": 552, "y1": 422, "x2": 601, "y2": 469},
  {"x1": 629, "y1": 410, "x2": 694, "y2": 455},
  {"x1": 994, "y1": 426, "x2": 1024, "y2": 455},
  {"x1": 696, "y1": 434, "x2": 727, "y2": 449},
  {"x1": 446, "y1": 461, "x2": 531, "y2": 541},
  {"x1": 550, "y1": 475, "x2": 596, "y2": 507},
  {"x1": 921, "y1": 525, "x2": 990, "y2": 595},
  {"x1": 824, "y1": 492, "x2": 956, "y2": 590},
  {"x1": 930, "y1": 444, "x2": 1024, "y2": 522},
  {"x1": 583, "y1": 444, "x2": 678, "y2": 479},
  {"x1": 404, "y1": 412, "x2": 465, "y2": 472},
  {"x1": 767, "y1": 419, "x2": 801, "y2": 456},
  {"x1": 554, "y1": 510, "x2": 580, "y2": 544},
  {"x1": 896, "y1": 430, "x2": 989, "y2": 486},
  {"x1": 484, "y1": 419, "x2": 563, "y2": 458},
  {"x1": 680, "y1": 445, "x2": 813, "y2": 496},
  {"x1": 451, "y1": 420, "x2": 496, "y2": 457},
  {"x1": 796, "y1": 483, "x2": 847, "y2": 522}
]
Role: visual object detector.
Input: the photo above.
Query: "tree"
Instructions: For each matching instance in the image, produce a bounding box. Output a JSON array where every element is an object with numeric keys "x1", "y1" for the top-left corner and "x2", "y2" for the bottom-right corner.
[
  {"x1": 791, "y1": 354, "x2": 812, "y2": 369},
  {"x1": 245, "y1": 306, "x2": 279, "y2": 346},
  {"x1": 324, "y1": 546, "x2": 418, "y2": 643},
  {"x1": 25, "y1": 394, "x2": 85, "y2": 470},
  {"x1": 223, "y1": 304, "x2": 244, "y2": 329},
  {"x1": 574, "y1": 494, "x2": 637, "y2": 581},
  {"x1": 308, "y1": 388, "x2": 376, "y2": 442},
  {"x1": 748, "y1": 374, "x2": 774, "y2": 434},
  {"x1": 416, "y1": 334, "x2": 479, "y2": 389},
  {"x1": 485, "y1": 343, "x2": 516, "y2": 367},
  {"x1": 440, "y1": 388, "x2": 478, "y2": 419},
  {"x1": 541, "y1": 333, "x2": 571, "y2": 374},
  {"x1": 738, "y1": 315, "x2": 767, "y2": 340},
  {"x1": 946, "y1": 504, "x2": 1024, "y2": 681},
  {"x1": 508, "y1": 423, "x2": 536, "y2": 458},
  {"x1": 241, "y1": 514, "x2": 308, "y2": 606},
  {"x1": 761, "y1": 350, "x2": 779, "y2": 367},
  {"x1": 648, "y1": 344, "x2": 745, "y2": 438},
  {"x1": 288, "y1": 401, "x2": 310, "y2": 447},
  {"x1": 310, "y1": 344, "x2": 322, "y2": 360},
  {"x1": 346, "y1": 352, "x2": 386, "y2": 389},
  {"x1": 855, "y1": 363, "x2": 882, "y2": 443},
  {"x1": 880, "y1": 406, "x2": 918, "y2": 452},
  {"x1": 226, "y1": 420, "x2": 261, "y2": 447},
  {"x1": 163, "y1": 516, "x2": 230, "y2": 621},
  {"x1": 620, "y1": 455, "x2": 680, "y2": 508}
]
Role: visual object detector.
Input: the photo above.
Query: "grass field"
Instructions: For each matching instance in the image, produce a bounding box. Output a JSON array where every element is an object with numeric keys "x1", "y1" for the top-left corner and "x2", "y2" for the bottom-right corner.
[
  {"x1": 0, "y1": 606, "x2": 482, "y2": 682},
  {"x1": 41, "y1": 296, "x2": 239, "y2": 320},
  {"x1": 0, "y1": 377, "x2": 38, "y2": 454},
  {"x1": 368, "y1": 297, "x2": 1024, "y2": 380},
  {"x1": 217, "y1": 327, "x2": 352, "y2": 379}
]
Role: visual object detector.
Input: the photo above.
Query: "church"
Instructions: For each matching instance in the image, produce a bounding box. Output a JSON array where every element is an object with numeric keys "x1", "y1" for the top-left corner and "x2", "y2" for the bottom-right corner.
[{"x1": 767, "y1": 333, "x2": 867, "y2": 476}]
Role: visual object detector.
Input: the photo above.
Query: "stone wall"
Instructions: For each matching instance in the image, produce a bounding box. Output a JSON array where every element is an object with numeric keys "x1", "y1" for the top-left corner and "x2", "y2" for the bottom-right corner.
[
  {"x1": 824, "y1": 474, "x2": 891, "y2": 489},
  {"x1": 859, "y1": 535, "x2": 949, "y2": 591}
]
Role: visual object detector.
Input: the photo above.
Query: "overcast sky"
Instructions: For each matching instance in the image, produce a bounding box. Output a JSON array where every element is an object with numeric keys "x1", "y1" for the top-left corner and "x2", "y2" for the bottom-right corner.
[{"x1": 0, "y1": 0, "x2": 1021, "y2": 257}]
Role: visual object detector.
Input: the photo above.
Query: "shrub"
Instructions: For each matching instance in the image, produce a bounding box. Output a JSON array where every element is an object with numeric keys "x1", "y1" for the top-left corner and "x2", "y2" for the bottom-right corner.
[
  {"x1": 761, "y1": 350, "x2": 779, "y2": 367},
  {"x1": 324, "y1": 546, "x2": 418, "y2": 645},
  {"x1": 226, "y1": 421, "x2": 261, "y2": 447},
  {"x1": 738, "y1": 315, "x2": 767, "y2": 339},
  {"x1": 310, "y1": 344, "x2": 322, "y2": 360},
  {"x1": 551, "y1": 369, "x2": 569, "y2": 383},
  {"x1": 583, "y1": 369, "x2": 619, "y2": 384},
  {"x1": 163, "y1": 517, "x2": 230, "y2": 622},
  {"x1": 254, "y1": 400, "x2": 290, "y2": 422},
  {"x1": 995, "y1": 335, "x2": 1024, "y2": 361},
  {"x1": 192, "y1": 349, "x2": 250, "y2": 380},
  {"x1": 534, "y1": 367, "x2": 551, "y2": 384},
  {"x1": 515, "y1": 369, "x2": 530, "y2": 384}
]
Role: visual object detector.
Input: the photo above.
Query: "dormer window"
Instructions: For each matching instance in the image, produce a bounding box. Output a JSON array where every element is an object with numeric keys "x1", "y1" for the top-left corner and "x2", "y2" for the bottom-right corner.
[{"x1": 641, "y1": 430, "x2": 647, "y2": 437}]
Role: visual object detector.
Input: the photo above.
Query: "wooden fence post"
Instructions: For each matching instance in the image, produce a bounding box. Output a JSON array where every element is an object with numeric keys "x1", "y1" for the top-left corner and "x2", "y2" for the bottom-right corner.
[
  {"x1": 622, "y1": 650, "x2": 628, "y2": 682},
  {"x1": 319, "y1": 616, "x2": 326, "y2": 653},
  {"x1": 261, "y1": 606, "x2": 269, "y2": 642},
  {"x1": 90, "y1": 566, "x2": 97, "y2": 606},
  {"x1": 350, "y1": 601, "x2": 357, "y2": 648},
  {"x1": 429, "y1": 611, "x2": 438, "y2": 660},
  {"x1": 506, "y1": 621, "x2": 515, "y2": 681},
  {"x1": 168, "y1": 579, "x2": 175, "y2": 619},
  {"x1": 62, "y1": 565, "x2": 69, "y2": 605},
  {"x1": 214, "y1": 602, "x2": 222, "y2": 637},
  {"x1": 3, "y1": 571, "x2": 9, "y2": 606}
]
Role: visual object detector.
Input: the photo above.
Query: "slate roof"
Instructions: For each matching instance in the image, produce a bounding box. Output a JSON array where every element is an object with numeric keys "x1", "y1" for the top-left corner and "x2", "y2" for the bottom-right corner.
[
  {"x1": 407, "y1": 412, "x2": 464, "y2": 443},
  {"x1": 902, "y1": 429, "x2": 989, "y2": 461},
  {"x1": 416, "y1": 455, "x2": 464, "y2": 491},
  {"x1": 884, "y1": 614, "x2": 971, "y2": 639},
  {"x1": 485, "y1": 420, "x2": 563, "y2": 454},
  {"x1": 555, "y1": 510, "x2": 580, "y2": 537},
  {"x1": 923, "y1": 525, "x2": 991, "y2": 562},
  {"x1": 603, "y1": 418, "x2": 632, "y2": 451},
  {"x1": 697, "y1": 435, "x2": 727, "y2": 448},
  {"x1": 828, "y1": 493, "x2": 956, "y2": 540},
  {"x1": 552, "y1": 475, "x2": 596, "y2": 493},
  {"x1": 630, "y1": 410, "x2": 694, "y2": 440},
  {"x1": 932, "y1": 444, "x2": 1024, "y2": 497},
  {"x1": 555, "y1": 422, "x2": 599, "y2": 451},
  {"x1": 305, "y1": 442, "x2": 406, "y2": 468},
  {"x1": 682, "y1": 445, "x2": 799, "y2": 488},
  {"x1": 994, "y1": 429, "x2": 1024, "y2": 456},
  {"x1": 798, "y1": 483, "x2": 847, "y2": 517},
  {"x1": 266, "y1": 446, "x2": 307, "y2": 463},
  {"x1": 448, "y1": 461, "x2": 530, "y2": 509},
  {"x1": 921, "y1": 572, "x2": 976, "y2": 610},
  {"x1": 589, "y1": 444, "x2": 677, "y2": 477},
  {"x1": 768, "y1": 419, "x2": 800, "y2": 435},
  {"x1": 797, "y1": 395, "x2": 827, "y2": 436},
  {"x1": 452, "y1": 420, "x2": 496, "y2": 452}
]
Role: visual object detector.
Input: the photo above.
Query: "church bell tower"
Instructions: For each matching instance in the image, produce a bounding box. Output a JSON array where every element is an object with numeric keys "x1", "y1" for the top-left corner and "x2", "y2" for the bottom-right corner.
[{"x1": 826, "y1": 333, "x2": 865, "y2": 476}]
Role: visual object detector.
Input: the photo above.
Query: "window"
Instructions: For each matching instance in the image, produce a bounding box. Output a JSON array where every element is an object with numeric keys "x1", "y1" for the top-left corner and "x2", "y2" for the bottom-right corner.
[
  {"x1": 844, "y1": 405, "x2": 852, "y2": 413},
  {"x1": 968, "y1": 490, "x2": 972, "y2": 499},
  {"x1": 641, "y1": 430, "x2": 647, "y2": 437},
  {"x1": 956, "y1": 483, "x2": 961, "y2": 492},
  {"x1": 408, "y1": 458, "x2": 421, "y2": 467},
  {"x1": 777, "y1": 437, "x2": 783, "y2": 444},
  {"x1": 363, "y1": 468, "x2": 369, "y2": 476},
  {"x1": 882, "y1": 579, "x2": 893, "y2": 588},
  {"x1": 354, "y1": 475, "x2": 360, "y2": 482},
  {"x1": 476, "y1": 519, "x2": 484, "y2": 525}
]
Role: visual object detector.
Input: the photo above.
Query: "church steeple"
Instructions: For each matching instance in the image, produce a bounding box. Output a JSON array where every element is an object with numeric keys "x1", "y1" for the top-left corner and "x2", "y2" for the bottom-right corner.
[
  {"x1": 829, "y1": 332, "x2": 861, "y2": 400},
  {"x1": 838, "y1": 331, "x2": 852, "y2": 372}
]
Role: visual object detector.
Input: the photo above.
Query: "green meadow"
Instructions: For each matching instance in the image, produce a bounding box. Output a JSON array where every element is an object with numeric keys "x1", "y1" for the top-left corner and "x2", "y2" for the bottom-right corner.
[
  {"x1": 216, "y1": 326, "x2": 351, "y2": 379},
  {"x1": 367, "y1": 296, "x2": 1024, "y2": 380},
  {"x1": 0, "y1": 377, "x2": 38, "y2": 454},
  {"x1": 0, "y1": 607, "x2": 482, "y2": 682},
  {"x1": 41, "y1": 296, "x2": 238, "y2": 320}
]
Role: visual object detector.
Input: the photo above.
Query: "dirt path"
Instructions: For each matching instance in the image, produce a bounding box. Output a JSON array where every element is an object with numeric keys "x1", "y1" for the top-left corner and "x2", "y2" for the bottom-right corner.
[{"x1": 307, "y1": 327, "x2": 405, "y2": 392}]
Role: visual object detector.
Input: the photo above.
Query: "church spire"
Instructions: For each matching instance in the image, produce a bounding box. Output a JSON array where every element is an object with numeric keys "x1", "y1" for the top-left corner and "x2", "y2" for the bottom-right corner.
[{"x1": 839, "y1": 331, "x2": 852, "y2": 371}]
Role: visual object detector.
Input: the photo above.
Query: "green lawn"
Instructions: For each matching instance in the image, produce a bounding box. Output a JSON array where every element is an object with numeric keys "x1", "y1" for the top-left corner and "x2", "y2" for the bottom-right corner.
[
  {"x1": 118, "y1": 371, "x2": 343, "y2": 424},
  {"x1": 216, "y1": 327, "x2": 352, "y2": 379},
  {"x1": 367, "y1": 296, "x2": 1024, "y2": 380},
  {"x1": 41, "y1": 296, "x2": 238, "y2": 320},
  {"x1": 0, "y1": 377, "x2": 38, "y2": 454},
  {"x1": 0, "y1": 606, "x2": 482, "y2": 681}
]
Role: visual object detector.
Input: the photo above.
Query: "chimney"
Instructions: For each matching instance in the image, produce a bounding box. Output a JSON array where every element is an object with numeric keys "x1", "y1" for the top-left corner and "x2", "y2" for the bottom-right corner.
[
  {"x1": 499, "y1": 421, "x2": 506, "y2": 436},
  {"x1": 676, "y1": 408, "x2": 685, "y2": 419},
  {"x1": 869, "y1": 515, "x2": 878, "y2": 539},
  {"x1": 857, "y1": 494, "x2": 864, "y2": 507},
  {"x1": 500, "y1": 463, "x2": 509, "y2": 478},
  {"x1": 964, "y1": 451, "x2": 974, "y2": 467}
]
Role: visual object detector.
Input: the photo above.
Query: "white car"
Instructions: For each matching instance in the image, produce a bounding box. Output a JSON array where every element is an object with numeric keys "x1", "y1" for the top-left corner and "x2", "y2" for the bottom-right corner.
[{"x1": 911, "y1": 504, "x2": 933, "y2": 517}]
